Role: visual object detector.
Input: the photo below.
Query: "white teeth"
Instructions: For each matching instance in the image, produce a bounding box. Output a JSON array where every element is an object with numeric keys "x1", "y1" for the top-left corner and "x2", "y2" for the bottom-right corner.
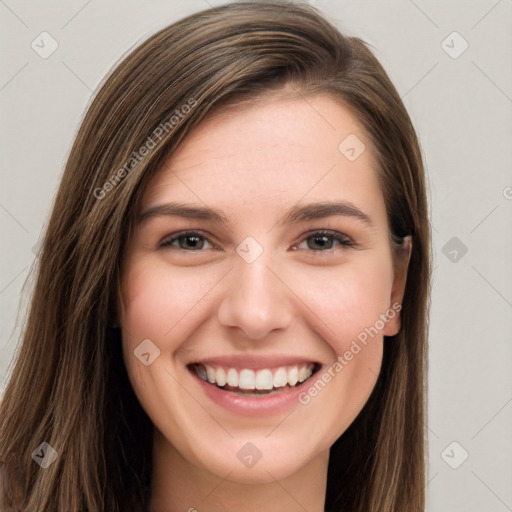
[
  {"x1": 216, "y1": 367, "x2": 226, "y2": 387},
  {"x1": 196, "y1": 363, "x2": 315, "y2": 391},
  {"x1": 255, "y1": 369, "x2": 273, "y2": 390},
  {"x1": 287, "y1": 367, "x2": 298, "y2": 386},
  {"x1": 273, "y1": 367, "x2": 288, "y2": 388},
  {"x1": 298, "y1": 366, "x2": 309, "y2": 382},
  {"x1": 300, "y1": 365, "x2": 314, "y2": 383},
  {"x1": 227, "y1": 368, "x2": 239, "y2": 387},
  {"x1": 206, "y1": 366, "x2": 216, "y2": 384},
  {"x1": 239, "y1": 369, "x2": 256, "y2": 389}
]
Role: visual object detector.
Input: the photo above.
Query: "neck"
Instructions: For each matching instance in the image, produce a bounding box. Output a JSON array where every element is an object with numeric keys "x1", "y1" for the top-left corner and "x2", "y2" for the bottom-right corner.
[{"x1": 148, "y1": 430, "x2": 329, "y2": 512}]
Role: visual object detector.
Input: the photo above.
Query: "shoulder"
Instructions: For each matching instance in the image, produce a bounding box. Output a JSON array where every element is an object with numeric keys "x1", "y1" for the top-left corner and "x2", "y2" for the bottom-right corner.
[{"x1": 0, "y1": 463, "x2": 19, "y2": 512}]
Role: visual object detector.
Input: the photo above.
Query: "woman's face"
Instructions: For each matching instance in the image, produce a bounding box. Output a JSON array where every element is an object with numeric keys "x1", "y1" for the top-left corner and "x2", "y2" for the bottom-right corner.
[{"x1": 119, "y1": 93, "x2": 410, "y2": 484}]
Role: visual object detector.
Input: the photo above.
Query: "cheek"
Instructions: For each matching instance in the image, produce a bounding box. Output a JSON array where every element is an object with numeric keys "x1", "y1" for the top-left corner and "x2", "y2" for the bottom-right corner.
[
  {"x1": 119, "y1": 258, "x2": 222, "y2": 347},
  {"x1": 118, "y1": 259, "x2": 229, "y2": 436},
  {"x1": 299, "y1": 254, "x2": 394, "y2": 353},
  {"x1": 118, "y1": 259, "x2": 222, "y2": 401},
  {"x1": 293, "y1": 258, "x2": 391, "y2": 438}
]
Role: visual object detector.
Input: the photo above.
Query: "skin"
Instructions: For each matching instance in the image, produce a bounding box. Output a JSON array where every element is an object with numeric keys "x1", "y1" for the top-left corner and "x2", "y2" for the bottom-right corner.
[{"x1": 119, "y1": 93, "x2": 411, "y2": 512}]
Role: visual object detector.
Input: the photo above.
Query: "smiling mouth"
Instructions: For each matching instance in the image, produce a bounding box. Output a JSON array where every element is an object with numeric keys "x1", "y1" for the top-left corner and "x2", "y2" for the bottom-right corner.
[{"x1": 188, "y1": 362, "x2": 321, "y2": 396}]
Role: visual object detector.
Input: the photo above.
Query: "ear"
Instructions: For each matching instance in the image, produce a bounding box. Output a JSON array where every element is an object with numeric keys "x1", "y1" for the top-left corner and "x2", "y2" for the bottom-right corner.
[{"x1": 383, "y1": 236, "x2": 412, "y2": 337}]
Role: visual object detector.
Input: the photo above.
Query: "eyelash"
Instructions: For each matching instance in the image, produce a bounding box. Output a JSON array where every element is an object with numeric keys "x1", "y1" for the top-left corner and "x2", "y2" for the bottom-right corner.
[{"x1": 159, "y1": 230, "x2": 354, "y2": 253}]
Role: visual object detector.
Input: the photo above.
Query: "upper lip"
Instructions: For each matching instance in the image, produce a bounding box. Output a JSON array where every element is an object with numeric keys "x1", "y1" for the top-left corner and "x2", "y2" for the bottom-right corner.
[{"x1": 188, "y1": 355, "x2": 321, "y2": 370}]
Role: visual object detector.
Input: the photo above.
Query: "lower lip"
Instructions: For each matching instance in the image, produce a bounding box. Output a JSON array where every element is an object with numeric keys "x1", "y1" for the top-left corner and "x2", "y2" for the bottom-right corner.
[{"x1": 189, "y1": 368, "x2": 318, "y2": 417}]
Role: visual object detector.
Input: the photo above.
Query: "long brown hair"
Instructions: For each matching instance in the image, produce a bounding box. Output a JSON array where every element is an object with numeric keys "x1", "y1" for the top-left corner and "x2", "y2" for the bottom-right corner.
[{"x1": 0, "y1": 2, "x2": 430, "y2": 510}]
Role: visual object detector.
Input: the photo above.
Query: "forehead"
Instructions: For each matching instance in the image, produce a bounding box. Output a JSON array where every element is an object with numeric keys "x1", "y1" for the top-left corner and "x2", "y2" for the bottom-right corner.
[{"x1": 141, "y1": 95, "x2": 386, "y2": 223}]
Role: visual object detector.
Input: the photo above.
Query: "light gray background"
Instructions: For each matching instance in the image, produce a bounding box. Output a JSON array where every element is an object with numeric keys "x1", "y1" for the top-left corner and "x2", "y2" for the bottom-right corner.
[{"x1": 1, "y1": 1, "x2": 511, "y2": 510}]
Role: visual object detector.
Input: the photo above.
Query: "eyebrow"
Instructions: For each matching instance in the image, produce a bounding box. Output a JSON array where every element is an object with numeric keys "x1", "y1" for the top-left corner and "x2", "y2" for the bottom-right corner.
[{"x1": 138, "y1": 200, "x2": 373, "y2": 227}]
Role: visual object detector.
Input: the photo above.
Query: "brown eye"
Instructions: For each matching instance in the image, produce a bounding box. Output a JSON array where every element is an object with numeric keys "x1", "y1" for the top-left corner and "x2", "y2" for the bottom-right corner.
[
  {"x1": 299, "y1": 231, "x2": 353, "y2": 251},
  {"x1": 160, "y1": 231, "x2": 215, "y2": 251}
]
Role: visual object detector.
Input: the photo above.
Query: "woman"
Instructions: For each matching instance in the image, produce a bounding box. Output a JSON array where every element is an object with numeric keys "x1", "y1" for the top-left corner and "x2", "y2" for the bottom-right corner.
[{"x1": 0, "y1": 2, "x2": 431, "y2": 511}]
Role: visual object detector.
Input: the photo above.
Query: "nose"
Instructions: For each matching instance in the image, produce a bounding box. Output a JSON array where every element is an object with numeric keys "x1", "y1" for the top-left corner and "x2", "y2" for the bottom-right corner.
[{"x1": 217, "y1": 253, "x2": 293, "y2": 341}]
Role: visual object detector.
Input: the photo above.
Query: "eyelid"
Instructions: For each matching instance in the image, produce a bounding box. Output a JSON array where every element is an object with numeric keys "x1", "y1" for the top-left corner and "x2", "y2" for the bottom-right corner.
[
  {"x1": 159, "y1": 230, "x2": 220, "y2": 250},
  {"x1": 159, "y1": 229, "x2": 354, "y2": 253},
  {"x1": 294, "y1": 229, "x2": 354, "y2": 251}
]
